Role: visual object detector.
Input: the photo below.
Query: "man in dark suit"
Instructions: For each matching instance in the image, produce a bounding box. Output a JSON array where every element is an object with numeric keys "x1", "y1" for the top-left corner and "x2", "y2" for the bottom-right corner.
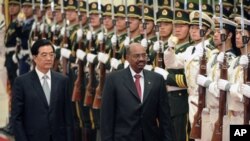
[
  {"x1": 100, "y1": 43, "x2": 176, "y2": 141},
  {"x1": 11, "y1": 39, "x2": 74, "y2": 141}
]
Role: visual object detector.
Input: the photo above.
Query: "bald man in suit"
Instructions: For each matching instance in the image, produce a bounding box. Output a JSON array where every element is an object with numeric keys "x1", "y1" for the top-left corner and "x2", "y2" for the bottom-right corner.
[
  {"x1": 11, "y1": 39, "x2": 74, "y2": 141},
  {"x1": 101, "y1": 43, "x2": 176, "y2": 141}
]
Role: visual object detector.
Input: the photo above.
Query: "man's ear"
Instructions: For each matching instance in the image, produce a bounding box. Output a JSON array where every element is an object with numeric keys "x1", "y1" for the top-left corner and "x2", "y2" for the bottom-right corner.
[
  {"x1": 227, "y1": 32, "x2": 232, "y2": 40},
  {"x1": 205, "y1": 29, "x2": 211, "y2": 37}
]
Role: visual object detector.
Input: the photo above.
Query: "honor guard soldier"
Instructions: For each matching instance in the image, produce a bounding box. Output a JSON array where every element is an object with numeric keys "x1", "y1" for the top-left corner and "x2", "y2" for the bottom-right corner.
[
  {"x1": 51, "y1": 0, "x2": 64, "y2": 71},
  {"x1": 13, "y1": 0, "x2": 34, "y2": 75},
  {"x1": 109, "y1": 4, "x2": 127, "y2": 71},
  {"x1": 164, "y1": 10, "x2": 215, "y2": 141},
  {"x1": 155, "y1": 8, "x2": 173, "y2": 52},
  {"x1": 110, "y1": 4, "x2": 142, "y2": 71},
  {"x1": 154, "y1": 9, "x2": 190, "y2": 141},
  {"x1": 217, "y1": 16, "x2": 250, "y2": 141},
  {"x1": 29, "y1": 0, "x2": 46, "y2": 44},
  {"x1": 1, "y1": 0, "x2": 20, "y2": 135},
  {"x1": 196, "y1": 8, "x2": 238, "y2": 140},
  {"x1": 140, "y1": 5, "x2": 157, "y2": 68}
]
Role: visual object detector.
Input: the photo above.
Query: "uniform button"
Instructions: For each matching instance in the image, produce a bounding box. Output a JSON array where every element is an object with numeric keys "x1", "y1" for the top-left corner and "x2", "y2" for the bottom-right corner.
[{"x1": 179, "y1": 93, "x2": 182, "y2": 96}]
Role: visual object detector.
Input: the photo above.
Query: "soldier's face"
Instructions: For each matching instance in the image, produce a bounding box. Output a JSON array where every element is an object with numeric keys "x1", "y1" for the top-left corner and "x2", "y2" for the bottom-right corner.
[
  {"x1": 189, "y1": 25, "x2": 202, "y2": 41},
  {"x1": 213, "y1": 28, "x2": 223, "y2": 46},
  {"x1": 46, "y1": 7, "x2": 53, "y2": 20},
  {"x1": 81, "y1": 12, "x2": 87, "y2": 25},
  {"x1": 235, "y1": 29, "x2": 249, "y2": 48},
  {"x1": 22, "y1": 5, "x2": 33, "y2": 19},
  {"x1": 129, "y1": 17, "x2": 140, "y2": 32},
  {"x1": 35, "y1": 7, "x2": 43, "y2": 19},
  {"x1": 145, "y1": 20, "x2": 154, "y2": 35},
  {"x1": 66, "y1": 9, "x2": 77, "y2": 23},
  {"x1": 174, "y1": 24, "x2": 189, "y2": 41},
  {"x1": 116, "y1": 16, "x2": 126, "y2": 32},
  {"x1": 103, "y1": 16, "x2": 113, "y2": 31},
  {"x1": 159, "y1": 22, "x2": 173, "y2": 38},
  {"x1": 33, "y1": 45, "x2": 55, "y2": 73},
  {"x1": 90, "y1": 14, "x2": 100, "y2": 29},
  {"x1": 9, "y1": 4, "x2": 20, "y2": 16},
  {"x1": 127, "y1": 44, "x2": 147, "y2": 73},
  {"x1": 55, "y1": 10, "x2": 63, "y2": 23}
]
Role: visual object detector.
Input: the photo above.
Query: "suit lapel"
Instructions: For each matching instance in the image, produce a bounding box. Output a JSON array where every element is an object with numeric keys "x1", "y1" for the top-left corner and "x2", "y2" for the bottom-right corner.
[
  {"x1": 31, "y1": 70, "x2": 49, "y2": 108},
  {"x1": 143, "y1": 70, "x2": 153, "y2": 103},
  {"x1": 49, "y1": 71, "x2": 58, "y2": 111},
  {"x1": 123, "y1": 68, "x2": 141, "y2": 102}
]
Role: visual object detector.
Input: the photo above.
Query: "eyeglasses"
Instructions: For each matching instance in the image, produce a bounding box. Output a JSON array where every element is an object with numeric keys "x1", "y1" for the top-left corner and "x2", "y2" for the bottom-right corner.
[{"x1": 38, "y1": 52, "x2": 56, "y2": 59}]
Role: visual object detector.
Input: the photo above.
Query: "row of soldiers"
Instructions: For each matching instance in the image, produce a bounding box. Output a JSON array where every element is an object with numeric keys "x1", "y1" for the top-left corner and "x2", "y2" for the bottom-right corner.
[{"x1": 2, "y1": 0, "x2": 250, "y2": 141}]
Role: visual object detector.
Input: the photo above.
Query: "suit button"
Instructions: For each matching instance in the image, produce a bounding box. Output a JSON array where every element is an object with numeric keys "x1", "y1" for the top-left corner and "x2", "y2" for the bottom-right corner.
[{"x1": 179, "y1": 93, "x2": 182, "y2": 96}]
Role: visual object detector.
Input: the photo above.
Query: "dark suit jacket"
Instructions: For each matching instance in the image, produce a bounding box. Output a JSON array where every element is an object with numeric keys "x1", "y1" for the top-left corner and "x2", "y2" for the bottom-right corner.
[
  {"x1": 101, "y1": 67, "x2": 176, "y2": 141},
  {"x1": 12, "y1": 70, "x2": 74, "y2": 141}
]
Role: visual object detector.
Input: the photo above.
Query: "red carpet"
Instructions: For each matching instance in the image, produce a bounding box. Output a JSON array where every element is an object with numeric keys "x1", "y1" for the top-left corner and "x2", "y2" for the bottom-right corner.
[{"x1": 0, "y1": 135, "x2": 10, "y2": 141}]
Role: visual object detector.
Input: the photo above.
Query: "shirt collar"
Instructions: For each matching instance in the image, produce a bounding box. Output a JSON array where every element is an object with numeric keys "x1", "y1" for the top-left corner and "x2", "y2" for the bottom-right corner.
[
  {"x1": 35, "y1": 67, "x2": 51, "y2": 80},
  {"x1": 129, "y1": 66, "x2": 144, "y2": 78}
]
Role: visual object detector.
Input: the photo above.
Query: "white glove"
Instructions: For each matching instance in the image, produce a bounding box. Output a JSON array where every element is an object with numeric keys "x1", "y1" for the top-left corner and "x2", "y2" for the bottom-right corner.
[
  {"x1": 124, "y1": 36, "x2": 130, "y2": 47},
  {"x1": 217, "y1": 79, "x2": 231, "y2": 91},
  {"x1": 97, "y1": 32, "x2": 104, "y2": 42},
  {"x1": 110, "y1": 58, "x2": 121, "y2": 69},
  {"x1": 240, "y1": 84, "x2": 250, "y2": 98},
  {"x1": 229, "y1": 84, "x2": 243, "y2": 101},
  {"x1": 144, "y1": 64, "x2": 153, "y2": 71},
  {"x1": 196, "y1": 74, "x2": 211, "y2": 88},
  {"x1": 32, "y1": 22, "x2": 36, "y2": 31},
  {"x1": 217, "y1": 52, "x2": 225, "y2": 64},
  {"x1": 195, "y1": 46, "x2": 204, "y2": 58},
  {"x1": 60, "y1": 48, "x2": 71, "y2": 59},
  {"x1": 168, "y1": 35, "x2": 179, "y2": 47},
  {"x1": 124, "y1": 60, "x2": 129, "y2": 68},
  {"x1": 153, "y1": 41, "x2": 161, "y2": 52},
  {"x1": 86, "y1": 31, "x2": 92, "y2": 41},
  {"x1": 98, "y1": 52, "x2": 109, "y2": 64},
  {"x1": 239, "y1": 55, "x2": 249, "y2": 67},
  {"x1": 141, "y1": 38, "x2": 148, "y2": 48},
  {"x1": 154, "y1": 67, "x2": 169, "y2": 80},
  {"x1": 40, "y1": 23, "x2": 45, "y2": 32},
  {"x1": 111, "y1": 35, "x2": 117, "y2": 45},
  {"x1": 51, "y1": 24, "x2": 56, "y2": 32},
  {"x1": 86, "y1": 53, "x2": 97, "y2": 63},
  {"x1": 53, "y1": 45, "x2": 59, "y2": 50},
  {"x1": 76, "y1": 28, "x2": 83, "y2": 42},
  {"x1": 12, "y1": 54, "x2": 18, "y2": 64},
  {"x1": 76, "y1": 49, "x2": 86, "y2": 61},
  {"x1": 60, "y1": 27, "x2": 65, "y2": 36}
]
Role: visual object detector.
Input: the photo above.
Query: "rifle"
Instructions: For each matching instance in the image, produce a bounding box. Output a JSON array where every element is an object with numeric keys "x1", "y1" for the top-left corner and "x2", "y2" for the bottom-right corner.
[
  {"x1": 84, "y1": 0, "x2": 95, "y2": 106},
  {"x1": 211, "y1": 2, "x2": 227, "y2": 140},
  {"x1": 40, "y1": 0, "x2": 46, "y2": 39},
  {"x1": 32, "y1": 0, "x2": 38, "y2": 41},
  {"x1": 190, "y1": 0, "x2": 206, "y2": 138},
  {"x1": 93, "y1": 0, "x2": 105, "y2": 109},
  {"x1": 110, "y1": 0, "x2": 119, "y2": 72},
  {"x1": 153, "y1": 0, "x2": 164, "y2": 68},
  {"x1": 241, "y1": 0, "x2": 250, "y2": 124},
  {"x1": 61, "y1": 0, "x2": 68, "y2": 76},
  {"x1": 244, "y1": 55, "x2": 250, "y2": 124},
  {"x1": 72, "y1": 0, "x2": 84, "y2": 102}
]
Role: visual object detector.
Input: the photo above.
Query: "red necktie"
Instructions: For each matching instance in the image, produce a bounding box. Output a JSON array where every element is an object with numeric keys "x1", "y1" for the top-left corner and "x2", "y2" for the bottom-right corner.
[{"x1": 134, "y1": 74, "x2": 142, "y2": 99}]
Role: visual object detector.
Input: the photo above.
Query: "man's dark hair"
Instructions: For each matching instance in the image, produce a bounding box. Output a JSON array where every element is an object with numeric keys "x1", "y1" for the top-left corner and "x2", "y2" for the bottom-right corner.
[{"x1": 31, "y1": 39, "x2": 54, "y2": 55}]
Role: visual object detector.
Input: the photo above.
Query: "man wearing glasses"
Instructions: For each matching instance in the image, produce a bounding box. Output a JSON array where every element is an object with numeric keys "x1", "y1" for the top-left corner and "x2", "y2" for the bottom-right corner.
[{"x1": 11, "y1": 39, "x2": 74, "y2": 141}]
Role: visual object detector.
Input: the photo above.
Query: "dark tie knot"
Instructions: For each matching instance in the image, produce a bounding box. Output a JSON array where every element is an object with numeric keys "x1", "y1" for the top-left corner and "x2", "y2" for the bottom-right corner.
[{"x1": 134, "y1": 74, "x2": 141, "y2": 79}]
